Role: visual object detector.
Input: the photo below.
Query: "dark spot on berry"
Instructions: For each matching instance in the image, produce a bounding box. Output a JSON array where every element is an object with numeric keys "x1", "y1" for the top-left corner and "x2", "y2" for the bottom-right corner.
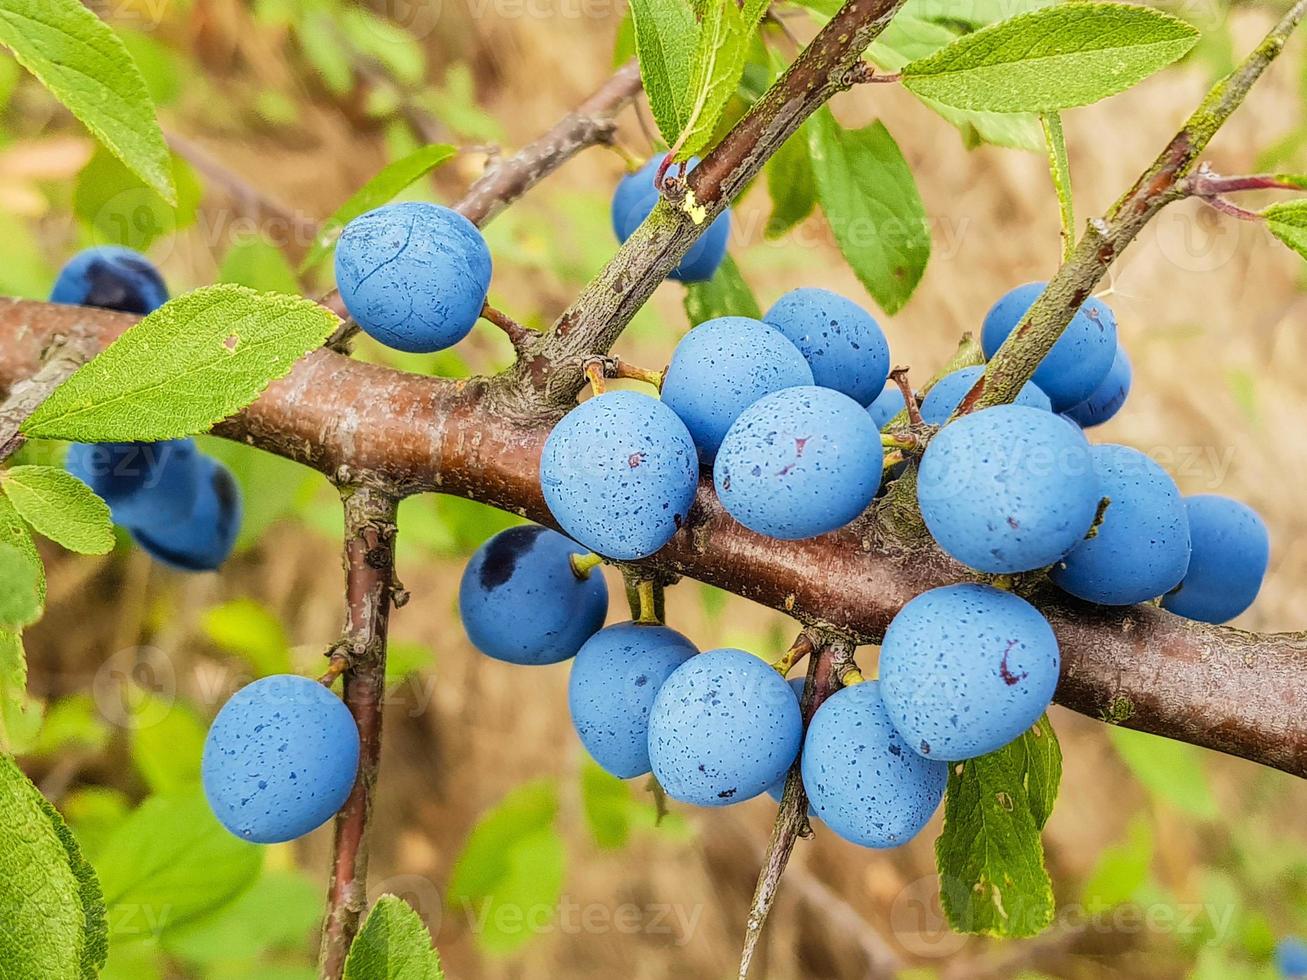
[
  {"x1": 999, "y1": 639, "x2": 1029, "y2": 686},
  {"x1": 718, "y1": 787, "x2": 737, "y2": 799},
  {"x1": 1006, "y1": 515, "x2": 1020, "y2": 530},
  {"x1": 478, "y1": 525, "x2": 547, "y2": 590},
  {"x1": 628, "y1": 451, "x2": 645, "y2": 468}
]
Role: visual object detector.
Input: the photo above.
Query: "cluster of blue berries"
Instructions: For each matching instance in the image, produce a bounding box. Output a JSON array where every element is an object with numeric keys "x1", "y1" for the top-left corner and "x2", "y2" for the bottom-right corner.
[{"x1": 53, "y1": 248, "x2": 242, "y2": 572}]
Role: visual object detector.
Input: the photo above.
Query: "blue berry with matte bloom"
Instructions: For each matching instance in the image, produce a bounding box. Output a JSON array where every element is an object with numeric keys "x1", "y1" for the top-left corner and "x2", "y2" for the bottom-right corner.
[
  {"x1": 569, "y1": 622, "x2": 698, "y2": 778},
  {"x1": 335, "y1": 201, "x2": 492, "y2": 353},
  {"x1": 1278, "y1": 937, "x2": 1307, "y2": 977},
  {"x1": 202, "y1": 674, "x2": 360, "y2": 844},
  {"x1": 981, "y1": 282, "x2": 1118, "y2": 411},
  {"x1": 661, "y1": 317, "x2": 813, "y2": 461},
  {"x1": 612, "y1": 154, "x2": 731, "y2": 282},
  {"x1": 714, "y1": 386, "x2": 882, "y2": 540},
  {"x1": 131, "y1": 456, "x2": 242, "y2": 572},
  {"x1": 1064, "y1": 347, "x2": 1132, "y2": 428},
  {"x1": 880, "y1": 585, "x2": 1060, "y2": 760},
  {"x1": 1051, "y1": 444, "x2": 1190, "y2": 605},
  {"x1": 460, "y1": 525, "x2": 609, "y2": 666},
  {"x1": 50, "y1": 245, "x2": 169, "y2": 315},
  {"x1": 648, "y1": 648, "x2": 802, "y2": 807},
  {"x1": 867, "y1": 384, "x2": 905, "y2": 429},
  {"x1": 766, "y1": 677, "x2": 807, "y2": 802},
  {"x1": 66, "y1": 439, "x2": 201, "y2": 528},
  {"x1": 540, "y1": 391, "x2": 698, "y2": 560},
  {"x1": 802, "y1": 681, "x2": 948, "y2": 844},
  {"x1": 918, "y1": 365, "x2": 1051, "y2": 424},
  {"x1": 1161, "y1": 495, "x2": 1268, "y2": 624},
  {"x1": 763, "y1": 288, "x2": 891, "y2": 405},
  {"x1": 917, "y1": 405, "x2": 1099, "y2": 574}
]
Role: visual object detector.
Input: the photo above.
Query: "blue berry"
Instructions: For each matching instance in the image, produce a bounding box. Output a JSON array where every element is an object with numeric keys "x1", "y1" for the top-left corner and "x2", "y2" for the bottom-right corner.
[
  {"x1": 1277, "y1": 937, "x2": 1307, "y2": 977},
  {"x1": 335, "y1": 202, "x2": 492, "y2": 353},
  {"x1": 648, "y1": 648, "x2": 802, "y2": 807},
  {"x1": 202, "y1": 674, "x2": 360, "y2": 844},
  {"x1": 879, "y1": 585, "x2": 1060, "y2": 760},
  {"x1": 867, "y1": 384, "x2": 906, "y2": 429},
  {"x1": 1161, "y1": 495, "x2": 1268, "y2": 624},
  {"x1": 917, "y1": 405, "x2": 1100, "y2": 573},
  {"x1": 918, "y1": 365, "x2": 1050, "y2": 424},
  {"x1": 1051, "y1": 444, "x2": 1190, "y2": 605},
  {"x1": 612, "y1": 154, "x2": 731, "y2": 282},
  {"x1": 661, "y1": 316, "x2": 813, "y2": 461},
  {"x1": 802, "y1": 681, "x2": 948, "y2": 844},
  {"x1": 766, "y1": 677, "x2": 807, "y2": 802},
  {"x1": 713, "y1": 386, "x2": 882, "y2": 540},
  {"x1": 981, "y1": 283, "x2": 1117, "y2": 411},
  {"x1": 459, "y1": 525, "x2": 609, "y2": 665},
  {"x1": 66, "y1": 439, "x2": 201, "y2": 528},
  {"x1": 540, "y1": 391, "x2": 698, "y2": 560},
  {"x1": 568, "y1": 622, "x2": 698, "y2": 778},
  {"x1": 1064, "y1": 347, "x2": 1132, "y2": 428},
  {"x1": 50, "y1": 246, "x2": 169, "y2": 315},
  {"x1": 762, "y1": 288, "x2": 890, "y2": 405},
  {"x1": 131, "y1": 456, "x2": 242, "y2": 572}
]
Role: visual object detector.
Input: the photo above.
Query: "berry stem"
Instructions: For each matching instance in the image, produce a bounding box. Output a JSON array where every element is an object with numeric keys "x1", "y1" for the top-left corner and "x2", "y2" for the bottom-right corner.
[
  {"x1": 318, "y1": 654, "x2": 349, "y2": 687},
  {"x1": 480, "y1": 302, "x2": 536, "y2": 352},
  {"x1": 771, "y1": 633, "x2": 815, "y2": 676},
  {"x1": 635, "y1": 578, "x2": 660, "y2": 624},
  {"x1": 888, "y1": 366, "x2": 922, "y2": 428},
  {"x1": 569, "y1": 551, "x2": 604, "y2": 579},
  {"x1": 583, "y1": 358, "x2": 607, "y2": 396},
  {"x1": 611, "y1": 357, "x2": 665, "y2": 390}
]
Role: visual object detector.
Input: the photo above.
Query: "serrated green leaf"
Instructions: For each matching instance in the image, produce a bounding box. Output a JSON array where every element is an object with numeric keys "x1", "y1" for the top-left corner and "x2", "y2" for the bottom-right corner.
[
  {"x1": 809, "y1": 109, "x2": 930, "y2": 314},
  {"x1": 1264, "y1": 200, "x2": 1307, "y2": 260},
  {"x1": 674, "y1": 0, "x2": 767, "y2": 160},
  {"x1": 1, "y1": 466, "x2": 114, "y2": 555},
  {"x1": 629, "y1": 0, "x2": 697, "y2": 145},
  {"x1": 95, "y1": 788, "x2": 262, "y2": 942},
  {"x1": 23, "y1": 285, "x2": 340, "y2": 442},
  {"x1": 0, "y1": 628, "x2": 40, "y2": 753},
  {"x1": 344, "y1": 895, "x2": 444, "y2": 980},
  {"x1": 0, "y1": 482, "x2": 43, "y2": 607},
  {"x1": 0, "y1": 0, "x2": 175, "y2": 203},
  {"x1": 1006, "y1": 715, "x2": 1062, "y2": 829},
  {"x1": 0, "y1": 753, "x2": 108, "y2": 978},
  {"x1": 765, "y1": 127, "x2": 817, "y2": 238},
  {"x1": 299, "y1": 143, "x2": 458, "y2": 273},
  {"x1": 935, "y1": 726, "x2": 1058, "y2": 938},
  {"x1": 0, "y1": 543, "x2": 41, "y2": 628},
  {"x1": 683, "y1": 254, "x2": 761, "y2": 322},
  {"x1": 901, "y1": 3, "x2": 1200, "y2": 113},
  {"x1": 1109, "y1": 726, "x2": 1217, "y2": 819}
]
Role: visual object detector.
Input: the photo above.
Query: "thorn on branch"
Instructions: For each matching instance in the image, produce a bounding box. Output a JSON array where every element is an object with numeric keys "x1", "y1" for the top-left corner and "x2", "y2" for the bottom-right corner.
[{"x1": 481, "y1": 302, "x2": 537, "y2": 353}]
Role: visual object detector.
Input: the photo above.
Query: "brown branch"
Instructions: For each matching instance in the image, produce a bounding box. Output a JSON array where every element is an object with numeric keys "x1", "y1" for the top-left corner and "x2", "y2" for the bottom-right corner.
[
  {"x1": 0, "y1": 320, "x2": 106, "y2": 463},
  {"x1": 318, "y1": 485, "x2": 400, "y2": 980}
]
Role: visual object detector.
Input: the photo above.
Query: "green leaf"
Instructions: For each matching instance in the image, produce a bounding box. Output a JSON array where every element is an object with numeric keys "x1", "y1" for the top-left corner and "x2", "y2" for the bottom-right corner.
[
  {"x1": 808, "y1": 109, "x2": 930, "y2": 314},
  {"x1": 903, "y1": 0, "x2": 1057, "y2": 30},
  {"x1": 95, "y1": 788, "x2": 262, "y2": 942},
  {"x1": 163, "y1": 870, "x2": 322, "y2": 968},
  {"x1": 765, "y1": 127, "x2": 817, "y2": 238},
  {"x1": 22, "y1": 285, "x2": 341, "y2": 442},
  {"x1": 1109, "y1": 726, "x2": 1217, "y2": 819},
  {"x1": 674, "y1": 0, "x2": 767, "y2": 159},
  {"x1": 73, "y1": 147, "x2": 201, "y2": 252},
  {"x1": 344, "y1": 895, "x2": 444, "y2": 980},
  {"x1": 901, "y1": 4, "x2": 1200, "y2": 113},
  {"x1": 0, "y1": 0, "x2": 176, "y2": 203},
  {"x1": 1263, "y1": 200, "x2": 1307, "y2": 260},
  {"x1": 0, "y1": 628, "x2": 41, "y2": 753},
  {"x1": 299, "y1": 143, "x2": 458, "y2": 273},
  {"x1": 129, "y1": 693, "x2": 206, "y2": 794},
  {"x1": 1081, "y1": 815, "x2": 1153, "y2": 912},
  {"x1": 0, "y1": 488, "x2": 43, "y2": 607},
  {"x1": 0, "y1": 753, "x2": 108, "y2": 978},
  {"x1": 200, "y1": 599, "x2": 292, "y2": 676},
  {"x1": 1042, "y1": 112, "x2": 1075, "y2": 261},
  {"x1": 629, "y1": 0, "x2": 697, "y2": 145},
  {"x1": 219, "y1": 238, "x2": 301, "y2": 295},
  {"x1": 1, "y1": 466, "x2": 114, "y2": 555},
  {"x1": 580, "y1": 761, "x2": 633, "y2": 850},
  {"x1": 446, "y1": 780, "x2": 565, "y2": 955},
  {"x1": 0, "y1": 543, "x2": 42, "y2": 628},
  {"x1": 934, "y1": 721, "x2": 1060, "y2": 938},
  {"x1": 683, "y1": 254, "x2": 761, "y2": 323}
]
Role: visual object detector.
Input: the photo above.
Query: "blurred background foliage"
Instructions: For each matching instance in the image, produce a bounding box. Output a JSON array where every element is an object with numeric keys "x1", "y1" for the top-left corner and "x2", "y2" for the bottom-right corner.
[{"x1": 5, "y1": 0, "x2": 1307, "y2": 977}]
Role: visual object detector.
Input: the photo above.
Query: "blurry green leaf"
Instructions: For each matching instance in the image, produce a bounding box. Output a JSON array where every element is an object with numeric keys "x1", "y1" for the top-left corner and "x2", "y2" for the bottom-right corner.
[
  {"x1": 765, "y1": 127, "x2": 816, "y2": 238},
  {"x1": 0, "y1": 0, "x2": 176, "y2": 202},
  {"x1": 297, "y1": 13, "x2": 353, "y2": 95},
  {"x1": 164, "y1": 870, "x2": 322, "y2": 967},
  {"x1": 62, "y1": 787, "x2": 131, "y2": 860},
  {"x1": 614, "y1": 13, "x2": 636, "y2": 66},
  {"x1": 935, "y1": 729, "x2": 1056, "y2": 937},
  {"x1": 1263, "y1": 200, "x2": 1307, "y2": 261},
  {"x1": 96, "y1": 788, "x2": 262, "y2": 942},
  {"x1": 0, "y1": 627, "x2": 40, "y2": 753},
  {"x1": 809, "y1": 108, "x2": 929, "y2": 314},
  {"x1": 200, "y1": 598, "x2": 292, "y2": 676},
  {"x1": 197, "y1": 436, "x2": 320, "y2": 551},
  {"x1": 1109, "y1": 726, "x2": 1217, "y2": 819},
  {"x1": 0, "y1": 216, "x2": 54, "y2": 297},
  {"x1": 299, "y1": 143, "x2": 457, "y2": 273},
  {"x1": 2, "y1": 465, "x2": 114, "y2": 555},
  {"x1": 0, "y1": 542, "x2": 42, "y2": 628},
  {"x1": 580, "y1": 762, "x2": 632, "y2": 850},
  {"x1": 630, "y1": 0, "x2": 697, "y2": 145},
  {"x1": 219, "y1": 238, "x2": 301, "y2": 295},
  {"x1": 29, "y1": 694, "x2": 110, "y2": 758},
  {"x1": 117, "y1": 29, "x2": 182, "y2": 106},
  {"x1": 385, "y1": 641, "x2": 434, "y2": 687},
  {"x1": 23, "y1": 285, "x2": 340, "y2": 442},
  {"x1": 446, "y1": 780, "x2": 565, "y2": 955},
  {"x1": 414, "y1": 66, "x2": 505, "y2": 144},
  {"x1": 1081, "y1": 816, "x2": 1153, "y2": 912},
  {"x1": 73, "y1": 147, "x2": 200, "y2": 252},
  {"x1": 683, "y1": 254, "x2": 760, "y2": 323},
  {"x1": 344, "y1": 895, "x2": 444, "y2": 980},
  {"x1": 903, "y1": 0, "x2": 1056, "y2": 30},
  {"x1": 0, "y1": 753, "x2": 108, "y2": 978},
  {"x1": 674, "y1": 0, "x2": 767, "y2": 159},
  {"x1": 901, "y1": 4, "x2": 1199, "y2": 113},
  {"x1": 340, "y1": 8, "x2": 426, "y2": 87},
  {"x1": 129, "y1": 693, "x2": 206, "y2": 794}
]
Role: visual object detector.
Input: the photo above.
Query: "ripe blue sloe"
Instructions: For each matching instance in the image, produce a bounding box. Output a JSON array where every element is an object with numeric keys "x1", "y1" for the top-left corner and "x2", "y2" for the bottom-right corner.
[
  {"x1": 867, "y1": 384, "x2": 905, "y2": 430},
  {"x1": 50, "y1": 245, "x2": 169, "y2": 315},
  {"x1": 611, "y1": 154, "x2": 730, "y2": 283},
  {"x1": 918, "y1": 365, "x2": 1050, "y2": 424},
  {"x1": 1161, "y1": 494, "x2": 1268, "y2": 623},
  {"x1": 762, "y1": 287, "x2": 891, "y2": 405},
  {"x1": 65, "y1": 439, "x2": 201, "y2": 528},
  {"x1": 131, "y1": 456, "x2": 242, "y2": 572},
  {"x1": 1064, "y1": 347, "x2": 1132, "y2": 427}
]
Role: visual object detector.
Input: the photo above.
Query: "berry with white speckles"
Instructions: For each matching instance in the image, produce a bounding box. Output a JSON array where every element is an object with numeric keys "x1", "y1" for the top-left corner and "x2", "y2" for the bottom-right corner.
[
  {"x1": 763, "y1": 287, "x2": 891, "y2": 405},
  {"x1": 648, "y1": 648, "x2": 802, "y2": 807},
  {"x1": 713, "y1": 386, "x2": 882, "y2": 540},
  {"x1": 918, "y1": 365, "x2": 1051, "y2": 424},
  {"x1": 459, "y1": 525, "x2": 609, "y2": 665},
  {"x1": 202, "y1": 675, "x2": 360, "y2": 844},
  {"x1": 540, "y1": 391, "x2": 699, "y2": 560},
  {"x1": 879, "y1": 584, "x2": 1061, "y2": 761},
  {"x1": 802, "y1": 680, "x2": 947, "y2": 845},
  {"x1": 569, "y1": 622, "x2": 698, "y2": 778}
]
